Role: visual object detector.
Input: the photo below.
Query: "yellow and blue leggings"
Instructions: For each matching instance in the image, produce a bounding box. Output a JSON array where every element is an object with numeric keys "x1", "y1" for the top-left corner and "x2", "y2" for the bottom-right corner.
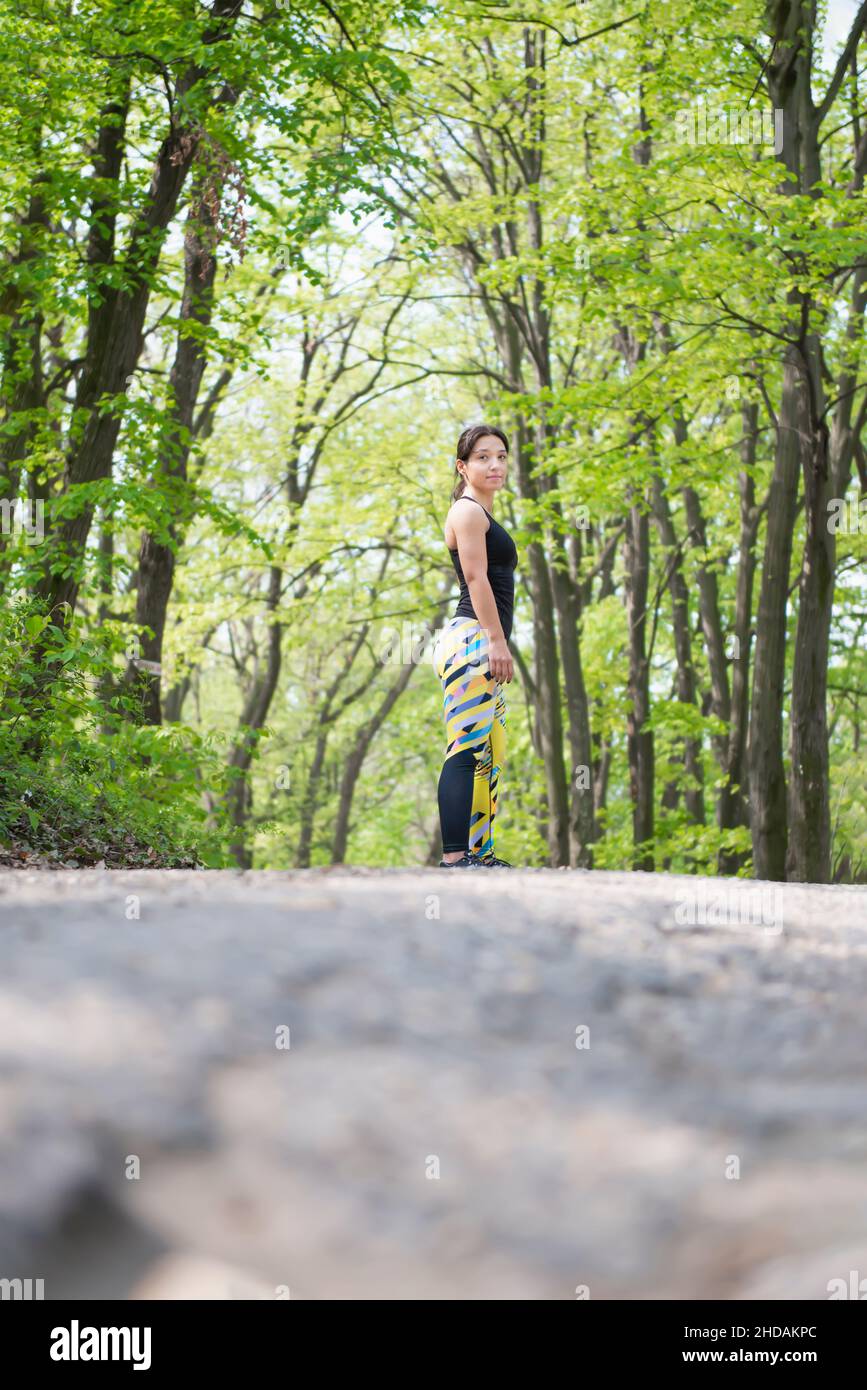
[{"x1": 433, "y1": 616, "x2": 507, "y2": 857}]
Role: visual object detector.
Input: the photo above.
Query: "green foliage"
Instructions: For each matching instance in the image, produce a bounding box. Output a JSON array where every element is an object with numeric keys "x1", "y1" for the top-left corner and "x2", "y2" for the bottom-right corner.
[
  {"x1": 1, "y1": 0, "x2": 865, "y2": 879},
  {"x1": 0, "y1": 595, "x2": 233, "y2": 867}
]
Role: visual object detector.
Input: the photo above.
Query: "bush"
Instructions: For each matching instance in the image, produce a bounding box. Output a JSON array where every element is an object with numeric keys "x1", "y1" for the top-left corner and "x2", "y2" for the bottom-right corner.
[{"x1": 0, "y1": 594, "x2": 234, "y2": 868}]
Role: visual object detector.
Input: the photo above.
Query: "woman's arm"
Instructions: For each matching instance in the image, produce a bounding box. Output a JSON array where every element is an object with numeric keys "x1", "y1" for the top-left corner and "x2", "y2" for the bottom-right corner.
[{"x1": 452, "y1": 503, "x2": 514, "y2": 683}]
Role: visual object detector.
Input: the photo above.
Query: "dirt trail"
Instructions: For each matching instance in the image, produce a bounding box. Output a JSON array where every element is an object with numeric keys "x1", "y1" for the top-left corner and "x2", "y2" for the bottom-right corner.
[{"x1": 0, "y1": 868, "x2": 865, "y2": 1300}]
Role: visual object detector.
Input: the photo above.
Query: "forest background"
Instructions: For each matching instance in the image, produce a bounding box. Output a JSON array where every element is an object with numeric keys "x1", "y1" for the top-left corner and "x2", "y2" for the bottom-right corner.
[{"x1": 1, "y1": 0, "x2": 864, "y2": 879}]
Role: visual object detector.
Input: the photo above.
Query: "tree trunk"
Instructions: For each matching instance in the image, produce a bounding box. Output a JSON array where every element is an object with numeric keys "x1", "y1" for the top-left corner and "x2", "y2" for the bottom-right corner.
[
  {"x1": 650, "y1": 473, "x2": 704, "y2": 825},
  {"x1": 225, "y1": 565, "x2": 283, "y2": 867},
  {"x1": 787, "y1": 64, "x2": 867, "y2": 883},
  {"x1": 503, "y1": 411, "x2": 570, "y2": 869},
  {"x1": 682, "y1": 480, "x2": 731, "y2": 764},
  {"x1": 549, "y1": 516, "x2": 595, "y2": 865},
  {"x1": 718, "y1": 402, "x2": 760, "y2": 872},
  {"x1": 295, "y1": 618, "x2": 377, "y2": 867},
  {"x1": 787, "y1": 363, "x2": 832, "y2": 881},
  {"x1": 750, "y1": 0, "x2": 825, "y2": 879},
  {"x1": 331, "y1": 657, "x2": 418, "y2": 864},
  {"x1": 748, "y1": 334, "x2": 803, "y2": 879},
  {"x1": 35, "y1": 1, "x2": 242, "y2": 625},
  {"x1": 624, "y1": 492, "x2": 654, "y2": 869},
  {"x1": 589, "y1": 524, "x2": 618, "y2": 838},
  {"x1": 296, "y1": 730, "x2": 329, "y2": 868},
  {"x1": 125, "y1": 176, "x2": 220, "y2": 724},
  {"x1": 0, "y1": 181, "x2": 49, "y2": 592}
]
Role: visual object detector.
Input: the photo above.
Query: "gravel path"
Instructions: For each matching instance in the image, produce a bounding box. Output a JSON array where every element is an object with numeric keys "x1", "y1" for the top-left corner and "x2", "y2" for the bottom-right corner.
[{"x1": 0, "y1": 868, "x2": 865, "y2": 1300}]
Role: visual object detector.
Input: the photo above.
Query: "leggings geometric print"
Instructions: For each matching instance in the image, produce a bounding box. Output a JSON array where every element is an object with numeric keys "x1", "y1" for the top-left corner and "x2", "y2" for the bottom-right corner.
[{"x1": 433, "y1": 615, "x2": 507, "y2": 857}]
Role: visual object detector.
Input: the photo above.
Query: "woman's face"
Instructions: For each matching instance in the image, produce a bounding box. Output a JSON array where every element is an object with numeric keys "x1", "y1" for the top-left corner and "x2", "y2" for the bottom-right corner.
[{"x1": 459, "y1": 434, "x2": 508, "y2": 491}]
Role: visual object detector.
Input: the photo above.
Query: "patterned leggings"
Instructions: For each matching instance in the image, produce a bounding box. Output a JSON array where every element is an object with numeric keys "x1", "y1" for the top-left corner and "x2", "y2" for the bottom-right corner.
[{"x1": 433, "y1": 616, "x2": 507, "y2": 857}]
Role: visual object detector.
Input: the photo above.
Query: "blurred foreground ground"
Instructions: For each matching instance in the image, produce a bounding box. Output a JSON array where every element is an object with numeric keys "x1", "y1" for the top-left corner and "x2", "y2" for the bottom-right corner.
[{"x1": 0, "y1": 868, "x2": 865, "y2": 1300}]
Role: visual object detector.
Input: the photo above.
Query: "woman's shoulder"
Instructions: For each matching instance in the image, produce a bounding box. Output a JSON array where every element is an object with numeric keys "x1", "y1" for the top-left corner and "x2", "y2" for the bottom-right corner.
[{"x1": 445, "y1": 496, "x2": 490, "y2": 549}]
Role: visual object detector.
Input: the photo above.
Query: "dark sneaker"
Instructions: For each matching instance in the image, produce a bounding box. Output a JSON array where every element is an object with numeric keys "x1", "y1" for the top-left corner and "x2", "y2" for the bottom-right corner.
[
  {"x1": 480, "y1": 853, "x2": 513, "y2": 867},
  {"x1": 439, "y1": 852, "x2": 485, "y2": 869}
]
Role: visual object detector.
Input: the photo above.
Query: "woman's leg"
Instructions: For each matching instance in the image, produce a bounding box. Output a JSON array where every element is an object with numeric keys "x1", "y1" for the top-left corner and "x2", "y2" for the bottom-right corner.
[
  {"x1": 468, "y1": 680, "x2": 506, "y2": 859},
  {"x1": 434, "y1": 618, "x2": 500, "y2": 860},
  {"x1": 437, "y1": 748, "x2": 477, "y2": 858}
]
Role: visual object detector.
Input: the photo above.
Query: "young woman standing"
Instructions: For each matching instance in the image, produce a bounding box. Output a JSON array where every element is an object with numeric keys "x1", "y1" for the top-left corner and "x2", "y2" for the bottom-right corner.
[{"x1": 433, "y1": 424, "x2": 519, "y2": 868}]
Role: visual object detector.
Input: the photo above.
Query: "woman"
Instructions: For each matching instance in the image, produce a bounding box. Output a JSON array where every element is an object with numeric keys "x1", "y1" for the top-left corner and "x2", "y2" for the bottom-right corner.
[{"x1": 433, "y1": 424, "x2": 518, "y2": 868}]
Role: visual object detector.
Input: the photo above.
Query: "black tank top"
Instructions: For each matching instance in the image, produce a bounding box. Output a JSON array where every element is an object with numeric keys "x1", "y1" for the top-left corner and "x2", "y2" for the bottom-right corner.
[{"x1": 448, "y1": 495, "x2": 518, "y2": 642}]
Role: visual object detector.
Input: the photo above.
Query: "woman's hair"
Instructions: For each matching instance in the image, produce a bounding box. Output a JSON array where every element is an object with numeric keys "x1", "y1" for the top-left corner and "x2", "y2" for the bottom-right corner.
[{"x1": 452, "y1": 424, "x2": 510, "y2": 501}]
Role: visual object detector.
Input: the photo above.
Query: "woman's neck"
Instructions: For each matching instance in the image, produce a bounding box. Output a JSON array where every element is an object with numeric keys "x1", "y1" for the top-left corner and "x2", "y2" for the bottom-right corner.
[{"x1": 462, "y1": 487, "x2": 494, "y2": 513}]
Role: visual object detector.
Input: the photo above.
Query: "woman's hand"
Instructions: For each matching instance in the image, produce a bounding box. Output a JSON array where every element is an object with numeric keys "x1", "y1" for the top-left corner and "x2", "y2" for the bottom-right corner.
[{"x1": 488, "y1": 637, "x2": 513, "y2": 684}]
